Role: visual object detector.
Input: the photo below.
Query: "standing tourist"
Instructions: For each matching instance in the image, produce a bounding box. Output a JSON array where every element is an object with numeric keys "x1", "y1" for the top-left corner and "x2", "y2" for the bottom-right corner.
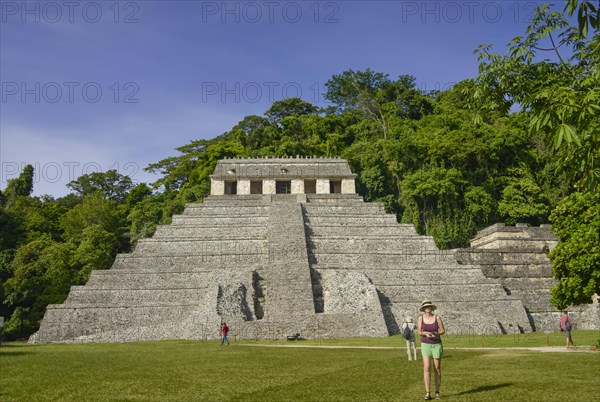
[
  {"x1": 220, "y1": 322, "x2": 230, "y2": 346},
  {"x1": 418, "y1": 300, "x2": 445, "y2": 400},
  {"x1": 559, "y1": 311, "x2": 574, "y2": 348},
  {"x1": 401, "y1": 317, "x2": 418, "y2": 361}
]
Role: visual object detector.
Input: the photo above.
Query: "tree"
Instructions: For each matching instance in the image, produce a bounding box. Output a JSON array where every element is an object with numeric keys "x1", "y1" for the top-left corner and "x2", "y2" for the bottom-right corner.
[
  {"x1": 125, "y1": 183, "x2": 153, "y2": 208},
  {"x1": 2, "y1": 236, "x2": 66, "y2": 338},
  {"x1": 399, "y1": 167, "x2": 467, "y2": 238},
  {"x1": 67, "y1": 170, "x2": 134, "y2": 203},
  {"x1": 324, "y1": 69, "x2": 392, "y2": 112},
  {"x1": 265, "y1": 97, "x2": 318, "y2": 123},
  {"x1": 0, "y1": 248, "x2": 16, "y2": 318},
  {"x1": 469, "y1": 1, "x2": 599, "y2": 191},
  {"x1": 59, "y1": 193, "x2": 122, "y2": 245},
  {"x1": 325, "y1": 69, "x2": 394, "y2": 138},
  {"x1": 146, "y1": 139, "x2": 212, "y2": 191},
  {"x1": 549, "y1": 191, "x2": 600, "y2": 309},
  {"x1": 498, "y1": 169, "x2": 550, "y2": 225},
  {"x1": 2, "y1": 235, "x2": 78, "y2": 339},
  {"x1": 464, "y1": 186, "x2": 495, "y2": 226},
  {"x1": 3, "y1": 164, "x2": 34, "y2": 204},
  {"x1": 565, "y1": 0, "x2": 599, "y2": 39},
  {"x1": 229, "y1": 115, "x2": 277, "y2": 149},
  {"x1": 0, "y1": 205, "x2": 21, "y2": 250},
  {"x1": 72, "y1": 225, "x2": 118, "y2": 283},
  {"x1": 325, "y1": 70, "x2": 434, "y2": 139}
]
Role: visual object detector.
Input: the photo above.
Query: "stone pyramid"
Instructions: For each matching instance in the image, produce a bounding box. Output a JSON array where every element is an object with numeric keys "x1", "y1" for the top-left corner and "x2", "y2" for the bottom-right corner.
[{"x1": 30, "y1": 158, "x2": 533, "y2": 343}]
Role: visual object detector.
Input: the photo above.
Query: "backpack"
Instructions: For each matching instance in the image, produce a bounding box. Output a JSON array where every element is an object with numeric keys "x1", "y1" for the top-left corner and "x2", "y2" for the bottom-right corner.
[
  {"x1": 565, "y1": 320, "x2": 572, "y2": 331},
  {"x1": 402, "y1": 324, "x2": 412, "y2": 340}
]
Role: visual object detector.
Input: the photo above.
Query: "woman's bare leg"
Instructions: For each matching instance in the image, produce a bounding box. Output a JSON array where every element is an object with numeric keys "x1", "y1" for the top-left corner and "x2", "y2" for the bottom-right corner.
[
  {"x1": 433, "y1": 358, "x2": 442, "y2": 395},
  {"x1": 423, "y1": 355, "x2": 432, "y2": 394}
]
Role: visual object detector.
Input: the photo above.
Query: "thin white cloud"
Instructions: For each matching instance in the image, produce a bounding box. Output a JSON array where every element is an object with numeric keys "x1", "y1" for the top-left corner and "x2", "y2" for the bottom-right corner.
[{"x1": 1, "y1": 103, "x2": 245, "y2": 197}]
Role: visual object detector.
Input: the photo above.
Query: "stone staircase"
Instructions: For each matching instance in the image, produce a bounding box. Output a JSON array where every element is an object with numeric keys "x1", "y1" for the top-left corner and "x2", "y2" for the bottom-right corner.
[{"x1": 263, "y1": 201, "x2": 315, "y2": 319}]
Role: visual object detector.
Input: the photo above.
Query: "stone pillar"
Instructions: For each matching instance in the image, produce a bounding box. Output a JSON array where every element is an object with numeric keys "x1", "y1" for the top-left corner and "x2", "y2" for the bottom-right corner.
[
  {"x1": 316, "y1": 179, "x2": 330, "y2": 194},
  {"x1": 211, "y1": 178, "x2": 225, "y2": 195},
  {"x1": 263, "y1": 179, "x2": 276, "y2": 195},
  {"x1": 341, "y1": 179, "x2": 355, "y2": 194},
  {"x1": 238, "y1": 180, "x2": 251, "y2": 195},
  {"x1": 291, "y1": 179, "x2": 304, "y2": 194}
]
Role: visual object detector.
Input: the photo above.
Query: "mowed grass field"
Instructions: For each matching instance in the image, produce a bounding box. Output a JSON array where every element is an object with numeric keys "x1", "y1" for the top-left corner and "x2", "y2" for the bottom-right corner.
[{"x1": 1, "y1": 331, "x2": 599, "y2": 402}]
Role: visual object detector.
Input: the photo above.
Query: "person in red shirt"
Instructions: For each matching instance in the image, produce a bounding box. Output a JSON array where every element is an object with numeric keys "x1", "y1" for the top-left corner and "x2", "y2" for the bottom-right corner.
[
  {"x1": 220, "y1": 322, "x2": 230, "y2": 346},
  {"x1": 559, "y1": 311, "x2": 574, "y2": 347}
]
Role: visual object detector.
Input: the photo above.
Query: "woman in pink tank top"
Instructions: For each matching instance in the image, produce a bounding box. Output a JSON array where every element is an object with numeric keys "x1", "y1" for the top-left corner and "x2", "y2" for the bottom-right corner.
[{"x1": 417, "y1": 300, "x2": 446, "y2": 400}]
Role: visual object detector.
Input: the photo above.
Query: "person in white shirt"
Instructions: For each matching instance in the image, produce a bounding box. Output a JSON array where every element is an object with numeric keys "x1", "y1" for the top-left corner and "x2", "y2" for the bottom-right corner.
[{"x1": 401, "y1": 316, "x2": 418, "y2": 361}]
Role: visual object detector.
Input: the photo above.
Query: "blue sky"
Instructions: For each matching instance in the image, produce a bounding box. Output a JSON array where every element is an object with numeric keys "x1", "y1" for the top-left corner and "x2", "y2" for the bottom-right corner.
[{"x1": 1, "y1": 1, "x2": 559, "y2": 196}]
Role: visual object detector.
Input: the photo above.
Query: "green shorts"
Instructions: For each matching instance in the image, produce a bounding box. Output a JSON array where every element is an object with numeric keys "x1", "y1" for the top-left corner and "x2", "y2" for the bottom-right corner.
[{"x1": 421, "y1": 342, "x2": 443, "y2": 359}]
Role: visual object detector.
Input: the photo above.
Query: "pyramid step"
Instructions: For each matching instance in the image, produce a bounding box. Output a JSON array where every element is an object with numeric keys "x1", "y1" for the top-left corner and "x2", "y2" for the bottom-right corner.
[
  {"x1": 171, "y1": 215, "x2": 268, "y2": 226},
  {"x1": 154, "y1": 227, "x2": 267, "y2": 240},
  {"x1": 304, "y1": 195, "x2": 365, "y2": 205},
  {"x1": 378, "y1": 283, "x2": 509, "y2": 301},
  {"x1": 307, "y1": 225, "x2": 419, "y2": 236},
  {"x1": 307, "y1": 238, "x2": 439, "y2": 253},
  {"x1": 309, "y1": 252, "x2": 458, "y2": 267},
  {"x1": 202, "y1": 195, "x2": 269, "y2": 205},
  {"x1": 457, "y1": 250, "x2": 552, "y2": 264},
  {"x1": 304, "y1": 216, "x2": 398, "y2": 225},
  {"x1": 353, "y1": 268, "x2": 492, "y2": 284},
  {"x1": 112, "y1": 254, "x2": 266, "y2": 270},
  {"x1": 86, "y1": 271, "x2": 216, "y2": 289},
  {"x1": 501, "y1": 277, "x2": 557, "y2": 289},
  {"x1": 509, "y1": 290, "x2": 553, "y2": 311},
  {"x1": 480, "y1": 264, "x2": 553, "y2": 278},
  {"x1": 302, "y1": 205, "x2": 385, "y2": 214},
  {"x1": 65, "y1": 287, "x2": 209, "y2": 306},
  {"x1": 182, "y1": 205, "x2": 270, "y2": 216}
]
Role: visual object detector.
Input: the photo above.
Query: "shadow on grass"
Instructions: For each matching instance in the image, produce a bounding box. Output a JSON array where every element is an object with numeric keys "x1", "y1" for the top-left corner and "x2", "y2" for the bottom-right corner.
[
  {"x1": 454, "y1": 382, "x2": 512, "y2": 396},
  {"x1": 0, "y1": 343, "x2": 32, "y2": 356},
  {"x1": 0, "y1": 350, "x2": 31, "y2": 356}
]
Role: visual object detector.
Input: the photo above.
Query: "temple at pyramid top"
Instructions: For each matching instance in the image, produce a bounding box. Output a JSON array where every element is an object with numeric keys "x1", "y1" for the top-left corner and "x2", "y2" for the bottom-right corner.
[{"x1": 210, "y1": 157, "x2": 357, "y2": 195}]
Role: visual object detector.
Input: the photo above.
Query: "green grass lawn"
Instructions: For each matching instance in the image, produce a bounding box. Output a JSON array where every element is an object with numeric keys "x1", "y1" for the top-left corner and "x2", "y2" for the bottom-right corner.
[
  {"x1": 241, "y1": 329, "x2": 600, "y2": 348},
  {"x1": 1, "y1": 332, "x2": 599, "y2": 402}
]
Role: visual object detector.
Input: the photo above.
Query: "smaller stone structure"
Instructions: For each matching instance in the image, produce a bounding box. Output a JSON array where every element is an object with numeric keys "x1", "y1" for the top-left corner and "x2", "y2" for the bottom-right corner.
[
  {"x1": 469, "y1": 223, "x2": 558, "y2": 251},
  {"x1": 456, "y1": 223, "x2": 598, "y2": 331}
]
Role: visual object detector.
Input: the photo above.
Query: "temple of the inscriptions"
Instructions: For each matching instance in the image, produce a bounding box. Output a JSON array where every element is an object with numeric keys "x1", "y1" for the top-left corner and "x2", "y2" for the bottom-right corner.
[{"x1": 30, "y1": 157, "x2": 599, "y2": 343}]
